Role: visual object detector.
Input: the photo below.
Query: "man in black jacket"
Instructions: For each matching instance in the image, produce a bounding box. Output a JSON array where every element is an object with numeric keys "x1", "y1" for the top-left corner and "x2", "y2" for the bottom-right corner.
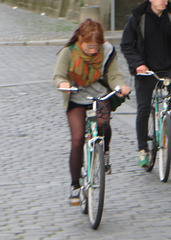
[{"x1": 121, "y1": 0, "x2": 171, "y2": 167}]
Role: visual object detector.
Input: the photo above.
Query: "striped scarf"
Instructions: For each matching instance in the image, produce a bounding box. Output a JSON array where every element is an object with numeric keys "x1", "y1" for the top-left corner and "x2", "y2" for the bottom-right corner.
[{"x1": 69, "y1": 41, "x2": 103, "y2": 87}]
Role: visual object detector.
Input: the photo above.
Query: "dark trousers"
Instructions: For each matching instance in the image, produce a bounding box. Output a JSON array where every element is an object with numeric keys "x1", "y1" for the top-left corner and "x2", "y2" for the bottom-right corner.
[{"x1": 135, "y1": 75, "x2": 157, "y2": 151}]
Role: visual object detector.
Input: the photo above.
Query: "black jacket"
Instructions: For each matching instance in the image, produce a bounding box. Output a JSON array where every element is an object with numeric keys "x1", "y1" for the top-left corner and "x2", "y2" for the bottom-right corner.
[{"x1": 120, "y1": 0, "x2": 171, "y2": 75}]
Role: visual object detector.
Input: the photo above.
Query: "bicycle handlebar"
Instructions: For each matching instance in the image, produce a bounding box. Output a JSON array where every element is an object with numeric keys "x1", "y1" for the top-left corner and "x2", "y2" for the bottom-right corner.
[
  {"x1": 95, "y1": 86, "x2": 122, "y2": 101},
  {"x1": 57, "y1": 86, "x2": 82, "y2": 92},
  {"x1": 57, "y1": 85, "x2": 122, "y2": 101},
  {"x1": 137, "y1": 71, "x2": 171, "y2": 86}
]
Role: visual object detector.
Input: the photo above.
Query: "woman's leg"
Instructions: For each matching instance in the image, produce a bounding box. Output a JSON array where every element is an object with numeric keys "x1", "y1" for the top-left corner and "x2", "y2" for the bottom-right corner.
[{"x1": 67, "y1": 104, "x2": 86, "y2": 186}]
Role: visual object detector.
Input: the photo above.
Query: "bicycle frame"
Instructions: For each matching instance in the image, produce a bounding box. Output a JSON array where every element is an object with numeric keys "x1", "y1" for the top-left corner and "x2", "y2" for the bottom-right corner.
[
  {"x1": 154, "y1": 92, "x2": 160, "y2": 146},
  {"x1": 138, "y1": 71, "x2": 171, "y2": 151},
  {"x1": 152, "y1": 84, "x2": 171, "y2": 150},
  {"x1": 85, "y1": 101, "x2": 104, "y2": 183}
]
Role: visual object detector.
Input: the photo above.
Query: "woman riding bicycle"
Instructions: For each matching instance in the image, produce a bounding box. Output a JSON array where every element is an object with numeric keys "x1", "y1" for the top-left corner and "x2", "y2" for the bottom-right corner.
[{"x1": 53, "y1": 18, "x2": 130, "y2": 204}]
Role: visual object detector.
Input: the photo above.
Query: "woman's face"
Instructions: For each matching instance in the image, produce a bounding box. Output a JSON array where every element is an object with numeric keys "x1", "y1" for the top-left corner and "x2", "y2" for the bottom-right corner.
[{"x1": 81, "y1": 41, "x2": 100, "y2": 56}]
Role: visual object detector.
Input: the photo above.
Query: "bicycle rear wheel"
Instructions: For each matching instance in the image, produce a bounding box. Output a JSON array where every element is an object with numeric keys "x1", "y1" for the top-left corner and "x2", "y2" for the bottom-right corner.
[
  {"x1": 88, "y1": 142, "x2": 105, "y2": 230},
  {"x1": 146, "y1": 106, "x2": 157, "y2": 172},
  {"x1": 159, "y1": 113, "x2": 171, "y2": 182}
]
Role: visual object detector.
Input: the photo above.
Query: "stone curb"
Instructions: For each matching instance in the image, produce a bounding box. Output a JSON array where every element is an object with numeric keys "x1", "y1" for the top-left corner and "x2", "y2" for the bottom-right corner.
[
  {"x1": 0, "y1": 31, "x2": 123, "y2": 46},
  {"x1": 0, "y1": 37, "x2": 121, "y2": 46},
  {"x1": 0, "y1": 39, "x2": 68, "y2": 46}
]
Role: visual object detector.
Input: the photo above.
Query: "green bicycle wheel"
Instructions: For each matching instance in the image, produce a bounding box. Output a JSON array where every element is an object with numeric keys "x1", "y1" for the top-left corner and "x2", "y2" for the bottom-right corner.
[
  {"x1": 88, "y1": 142, "x2": 105, "y2": 230},
  {"x1": 146, "y1": 106, "x2": 157, "y2": 172},
  {"x1": 159, "y1": 113, "x2": 171, "y2": 182}
]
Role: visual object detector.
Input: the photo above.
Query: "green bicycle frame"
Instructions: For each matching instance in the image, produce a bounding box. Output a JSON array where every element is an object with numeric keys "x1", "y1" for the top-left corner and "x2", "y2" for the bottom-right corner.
[
  {"x1": 154, "y1": 93, "x2": 160, "y2": 147},
  {"x1": 154, "y1": 86, "x2": 169, "y2": 149},
  {"x1": 85, "y1": 102, "x2": 103, "y2": 182},
  {"x1": 86, "y1": 112, "x2": 98, "y2": 182}
]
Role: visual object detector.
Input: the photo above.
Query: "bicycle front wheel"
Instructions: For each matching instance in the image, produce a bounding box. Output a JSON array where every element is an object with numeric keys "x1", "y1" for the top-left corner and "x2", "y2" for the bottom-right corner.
[
  {"x1": 80, "y1": 142, "x2": 88, "y2": 214},
  {"x1": 146, "y1": 106, "x2": 157, "y2": 172},
  {"x1": 88, "y1": 142, "x2": 105, "y2": 230},
  {"x1": 159, "y1": 113, "x2": 171, "y2": 182}
]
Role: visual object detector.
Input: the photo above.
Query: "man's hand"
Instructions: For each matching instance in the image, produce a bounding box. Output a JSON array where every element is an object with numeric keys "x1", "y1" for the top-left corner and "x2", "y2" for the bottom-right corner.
[{"x1": 136, "y1": 65, "x2": 149, "y2": 74}]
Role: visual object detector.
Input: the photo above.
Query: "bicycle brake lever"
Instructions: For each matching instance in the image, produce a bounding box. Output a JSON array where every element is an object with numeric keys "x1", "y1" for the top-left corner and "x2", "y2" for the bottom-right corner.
[
  {"x1": 126, "y1": 92, "x2": 131, "y2": 100},
  {"x1": 70, "y1": 81, "x2": 85, "y2": 91}
]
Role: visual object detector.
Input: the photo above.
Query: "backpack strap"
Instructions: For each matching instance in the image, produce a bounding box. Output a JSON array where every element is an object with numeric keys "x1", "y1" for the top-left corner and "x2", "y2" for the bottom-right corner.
[
  {"x1": 168, "y1": 12, "x2": 171, "y2": 23},
  {"x1": 99, "y1": 46, "x2": 116, "y2": 89},
  {"x1": 139, "y1": 14, "x2": 145, "y2": 39},
  {"x1": 140, "y1": 12, "x2": 171, "y2": 39},
  {"x1": 103, "y1": 46, "x2": 116, "y2": 82}
]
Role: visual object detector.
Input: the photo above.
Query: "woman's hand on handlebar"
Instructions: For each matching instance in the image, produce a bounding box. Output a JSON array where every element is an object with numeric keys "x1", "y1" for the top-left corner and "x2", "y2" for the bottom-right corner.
[
  {"x1": 117, "y1": 86, "x2": 130, "y2": 97},
  {"x1": 59, "y1": 82, "x2": 70, "y2": 89}
]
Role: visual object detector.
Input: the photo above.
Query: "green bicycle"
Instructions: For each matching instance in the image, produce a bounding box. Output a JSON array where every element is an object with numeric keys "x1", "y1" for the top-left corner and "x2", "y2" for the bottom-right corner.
[
  {"x1": 138, "y1": 71, "x2": 171, "y2": 182},
  {"x1": 79, "y1": 86, "x2": 122, "y2": 229},
  {"x1": 59, "y1": 85, "x2": 122, "y2": 229}
]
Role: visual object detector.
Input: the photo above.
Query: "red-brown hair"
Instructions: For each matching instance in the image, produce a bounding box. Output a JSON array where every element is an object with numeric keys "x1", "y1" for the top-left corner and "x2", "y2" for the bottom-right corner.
[{"x1": 65, "y1": 18, "x2": 104, "y2": 47}]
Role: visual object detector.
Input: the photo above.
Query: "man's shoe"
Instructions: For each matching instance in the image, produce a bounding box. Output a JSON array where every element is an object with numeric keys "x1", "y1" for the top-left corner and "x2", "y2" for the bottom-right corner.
[
  {"x1": 104, "y1": 151, "x2": 112, "y2": 174},
  {"x1": 138, "y1": 149, "x2": 149, "y2": 167},
  {"x1": 69, "y1": 185, "x2": 80, "y2": 206}
]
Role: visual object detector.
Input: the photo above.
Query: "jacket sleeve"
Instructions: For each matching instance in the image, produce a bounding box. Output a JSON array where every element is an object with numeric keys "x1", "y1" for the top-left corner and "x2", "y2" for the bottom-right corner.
[
  {"x1": 120, "y1": 15, "x2": 145, "y2": 75},
  {"x1": 53, "y1": 47, "x2": 71, "y2": 88}
]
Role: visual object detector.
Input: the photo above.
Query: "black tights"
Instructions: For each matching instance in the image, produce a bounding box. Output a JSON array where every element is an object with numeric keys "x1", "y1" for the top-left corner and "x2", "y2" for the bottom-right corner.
[{"x1": 67, "y1": 100, "x2": 111, "y2": 185}]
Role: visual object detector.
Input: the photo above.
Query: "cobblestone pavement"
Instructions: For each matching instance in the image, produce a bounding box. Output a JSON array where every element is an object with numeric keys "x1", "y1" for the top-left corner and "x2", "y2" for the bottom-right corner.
[
  {"x1": 1, "y1": 3, "x2": 171, "y2": 240},
  {"x1": 0, "y1": 3, "x2": 78, "y2": 43}
]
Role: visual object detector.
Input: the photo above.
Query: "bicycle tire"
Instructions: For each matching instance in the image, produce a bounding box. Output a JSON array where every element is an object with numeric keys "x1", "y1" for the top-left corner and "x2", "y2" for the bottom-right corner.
[
  {"x1": 88, "y1": 142, "x2": 105, "y2": 230},
  {"x1": 159, "y1": 113, "x2": 171, "y2": 182},
  {"x1": 80, "y1": 143, "x2": 88, "y2": 214},
  {"x1": 80, "y1": 185, "x2": 88, "y2": 214},
  {"x1": 146, "y1": 106, "x2": 157, "y2": 172},
  {"x1": 80, "y1": 166, "x2": 88, "y2": 214}
]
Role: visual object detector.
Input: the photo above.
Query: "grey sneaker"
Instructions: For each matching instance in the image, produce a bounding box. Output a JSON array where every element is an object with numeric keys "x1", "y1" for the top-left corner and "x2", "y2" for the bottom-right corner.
[
  {"x1": 104, "y1": 151, "x2": 112, "y2": 174},
  {"x1": 69, "y1": 185, "x2": 80, "y2": 206}
]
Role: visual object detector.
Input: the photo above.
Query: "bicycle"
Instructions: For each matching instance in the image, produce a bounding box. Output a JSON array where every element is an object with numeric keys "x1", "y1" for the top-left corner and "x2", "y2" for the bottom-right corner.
[
  {"x1": 58, "y1": 85, "x2": 122, "y2": 229},
  {"x1": 137, "y1": 71, "x2": 171, "y2": 182}
]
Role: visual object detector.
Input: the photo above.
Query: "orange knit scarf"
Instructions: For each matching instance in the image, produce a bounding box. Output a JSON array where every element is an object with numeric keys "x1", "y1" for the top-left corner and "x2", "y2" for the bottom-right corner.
[{"x1": 69, "y1": 41, "x2": 103, "y2": 87}]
